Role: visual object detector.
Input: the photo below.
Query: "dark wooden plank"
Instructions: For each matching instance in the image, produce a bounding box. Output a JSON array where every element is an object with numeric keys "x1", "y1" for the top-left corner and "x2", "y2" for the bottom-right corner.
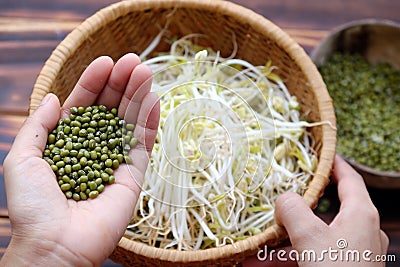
[
  {"x1": 0, "y1": 40, "x2": 58, "y2": 64},
  {"x1": 0, "y1": 115, "x2": 26, "y2": 210},
  {"x1": 0, "y1": 0, "x2": 117, "y2": 20},
  {"x1": 0, "y1": 17, "x2": 77, "y2": 49},
  {"x1": 0, "y1": 217, "x2": 11, "y2": 255},
  {"x1": 231, "y1": 0, "x2": 400, "y2": 30},
  {"x1": 0, "y1": 16, "x2": 77, "y2": 63},
  {"x1": 0, "y1": 63, "x2": 43, "y2": 115},
  {"x1": 2, "y1": 0, "x2": 399, "y2": 28},
  {"x1": 0, "y1": 115, "x2": 26, "y2": 152},
  {"x1": 0, "y1": 208, "x2": 7, "y2": 218},
  {"x1": 0, "y1": 115, "x2": 25, "y2": 139}
]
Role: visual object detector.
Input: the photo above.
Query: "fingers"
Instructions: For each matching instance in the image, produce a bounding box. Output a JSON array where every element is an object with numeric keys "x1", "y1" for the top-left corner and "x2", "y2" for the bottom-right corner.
[
  {"x1": 129, "y1": 92, "x2": 160, "y2": 175},
  {"x1": 331, "y1": 155, "x2": 383, "y2": 240},
  {"x1": 61, "y1": 56, "x2": 114, "y2": 117},
  {"x1": 6, "y1": 93, "x2": 60, "y2": 161},
  {"x1": 133, "y1": 92, "x2": 160, "y2": 152},
  {"x1": 97, "y1": 93, "x2": 160, "y2": 227},
  {"x1": 109, "y1": 92, "x2": 159, "y2": 198},
  {"x1": 275, "y1": 192, "x2": 326, "y2": 244},
  {"x1": 118, "y1": 64, "x2": 153, "y2": 121},
  {"x1": 96, "y1": 53, "x2": 141, "y2": 109},
  {"x1": 332, "y1": 155, "x2": 373, "y2": 211},
  {"x1": 109, "y1": 164, "x2": 144, "y2": 205},
  {"x1": 61, "y1": 54, "x2": 151, "y2": 124}
]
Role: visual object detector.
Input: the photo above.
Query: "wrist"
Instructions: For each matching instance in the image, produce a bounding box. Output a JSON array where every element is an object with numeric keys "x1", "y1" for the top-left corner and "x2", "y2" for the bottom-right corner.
[{"x1": 1, "y1": 235, "x2": 93, "y2": 267}]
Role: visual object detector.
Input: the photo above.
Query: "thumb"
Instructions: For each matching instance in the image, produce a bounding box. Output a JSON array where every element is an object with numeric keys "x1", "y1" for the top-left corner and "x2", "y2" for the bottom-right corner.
[
  {"x1": 275, "y1": 192, "x2": 326, "y2": 244},
  {"x1": 8, "y1": 93, "x2": 60, "y2": 161}
]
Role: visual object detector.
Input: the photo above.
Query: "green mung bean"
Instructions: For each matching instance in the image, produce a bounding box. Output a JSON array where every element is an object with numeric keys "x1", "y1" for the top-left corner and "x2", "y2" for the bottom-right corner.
[
  {"x1": 92, "y1": 163, "x2": 101, "y2": 170},
  {"x1": 48, "y1": 134, "x2": 56, "y2": 144},
  {"x1": 79, "y1": 175, "x2": 88, "y2": 183},
  {"x1": 80, "y1": 192, "x2": 88, "y2": 200},
  {"x1": 64, "y1": 126, "x2": 71, "y2": 134},
  {"x1": 72, "y1": 193, "x2": 80, "y2": 201},
  {"x1": 110, "y1": 119, "x2": 117, "y2": 127},
  {"x1": 100, "y1": 154, "x2": 108, "y2": 162},
  {"x1": 80, "y1": 157, "x2": 87, "y2": 166},
  {"x1": 72, "y1": 164, "x2": 81, "y2": 171},
  {"x1": 84, "y1": 166, "x2": 92, "y2": 172},
  {"x1": 62, "y1": 175, "x2": 70, "y2": 183},
  {"x1": 88, "y1": 181, "x2": 97, "y2": 191},
  {"x1": 65, "y1": 141, "x2": 73, "y2": 151},
  {"x1": 65, "y1": 165, "x2": 71, "y2": 174},
  {"x1": 101, "y1": 173, "x2": 109, "y2": 182},
  {"x1": 105, "y1": 159, "x2": 113, "y2": 168},
  {"x1": 112, "y1": 159, "x2": 119, "y2": 169},
  {"x1": 61, "y1": 183, "x2": 71, "y2": 191},
  {"x1": 80, "y1": 183, "x2": 87, "y2": 192},
  {"x1": 87, "y1": 171, "x2": 95, "y2": 180},
  {"x1": 126, "y1": 123, "x2": 135, "y2": 131},
  {"x1": 56, "y1": 161, "x2": 65, "y2": 168},
  {"x1": 129, "y1": 137, "x2": 138, "y2": 148},
  {"x1": 58, "y1": 168, "x2": 65, "y2": 176},
  {"x1": 60, "y1": 149, "x2": 69, "y2": 157},
  {"x1": 97, "y1": 184, "x2": 105, "y2": 193},
  {"x1": 89, "y1": 191, "x2": 99, "y2": 199},
  {"x1": 117, "y1": 154, "x2": 124, "y2": 163},
  {"x1": 95, "y1": 178, "x2": 103, "y2": 185},
  {"x1": 104, "y1": 168, "x2": 113, "y2": 175},
  {"x1": 69, "y1": 180, "x2": 76, "y2": 188}
]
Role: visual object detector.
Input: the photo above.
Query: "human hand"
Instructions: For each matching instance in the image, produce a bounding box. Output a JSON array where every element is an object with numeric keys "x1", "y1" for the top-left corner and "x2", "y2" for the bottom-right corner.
[
  {"x1": 242, "y1": 155, "x2": 389, "y2": 267},
  {"x1": 1, "y1": 54, "x2": 160, "y2": 267}
]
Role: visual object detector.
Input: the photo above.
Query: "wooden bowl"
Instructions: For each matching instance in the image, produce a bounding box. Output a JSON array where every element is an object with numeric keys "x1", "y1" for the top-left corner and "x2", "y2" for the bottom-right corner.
[
  {"x1": 311, "y1": 19, "x2": 400, "y2": 189},
  {"x1": 29, "y1": 0, "x2": 336, "y2": 265}
]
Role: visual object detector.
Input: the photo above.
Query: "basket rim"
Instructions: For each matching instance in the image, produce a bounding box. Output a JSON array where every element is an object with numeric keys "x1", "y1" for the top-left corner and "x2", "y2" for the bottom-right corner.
[{"x1": 30, "y1": 0, "x2": 336, "y2": 262}]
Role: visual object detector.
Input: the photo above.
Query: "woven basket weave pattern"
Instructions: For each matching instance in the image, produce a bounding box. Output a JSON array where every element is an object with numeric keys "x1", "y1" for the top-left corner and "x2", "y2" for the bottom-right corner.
[{"x1": 29, "y1": 0, "x2": 336, "y2": 266}]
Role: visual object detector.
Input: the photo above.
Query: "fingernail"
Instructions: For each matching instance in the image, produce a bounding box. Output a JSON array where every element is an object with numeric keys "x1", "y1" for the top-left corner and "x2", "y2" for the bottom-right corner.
[{"x1": 40, "y1": 94, "x2": 52, "y2": 106}]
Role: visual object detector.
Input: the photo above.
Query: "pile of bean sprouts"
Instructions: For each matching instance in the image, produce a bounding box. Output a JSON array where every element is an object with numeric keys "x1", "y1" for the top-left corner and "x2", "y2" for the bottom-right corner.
[{"x1": 124, "y1": 34, "x2": 321, "y2": 250}]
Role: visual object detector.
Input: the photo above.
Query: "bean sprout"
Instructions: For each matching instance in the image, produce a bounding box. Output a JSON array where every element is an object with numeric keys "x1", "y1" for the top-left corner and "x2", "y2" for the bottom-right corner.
[{"x1": 124, "y1": 35, "x2": 321, "y2": 250}]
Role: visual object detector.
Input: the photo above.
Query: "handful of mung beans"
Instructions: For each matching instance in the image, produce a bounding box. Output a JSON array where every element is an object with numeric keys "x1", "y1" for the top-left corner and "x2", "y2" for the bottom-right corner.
[{"x1": 43, "y1": 105, "x2": 137, "y2": 201}]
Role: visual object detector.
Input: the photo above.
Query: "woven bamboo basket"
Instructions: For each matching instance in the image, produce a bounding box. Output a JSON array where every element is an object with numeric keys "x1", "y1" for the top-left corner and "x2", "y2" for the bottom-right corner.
[{"x1": 29, "y1": 0, "x2": 336, "y2": 266}]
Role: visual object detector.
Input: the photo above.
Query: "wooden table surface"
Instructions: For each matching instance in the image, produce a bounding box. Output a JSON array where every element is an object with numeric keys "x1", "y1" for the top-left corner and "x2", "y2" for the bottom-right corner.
[{"x1": 0, "y1": 0, "x2": 399, "y2": 266}]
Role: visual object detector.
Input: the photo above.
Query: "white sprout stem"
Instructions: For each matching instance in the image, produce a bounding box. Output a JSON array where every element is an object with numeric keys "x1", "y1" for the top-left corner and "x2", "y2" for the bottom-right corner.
[
  {"x1": 139, "y1": 26, "x2": 167, "y2": 60},
  {"x1": 189, "y1": 208, "x2": 218, "y2": 243}
]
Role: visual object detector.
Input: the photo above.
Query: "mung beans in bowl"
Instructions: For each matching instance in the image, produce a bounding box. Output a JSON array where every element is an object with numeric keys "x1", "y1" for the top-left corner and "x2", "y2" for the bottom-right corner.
[{"x1": 311, "y1": 19, "x2": 400, "y2": 188}]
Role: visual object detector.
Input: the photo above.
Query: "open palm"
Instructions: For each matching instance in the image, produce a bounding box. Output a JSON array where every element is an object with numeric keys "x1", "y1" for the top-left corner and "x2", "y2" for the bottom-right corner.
[{"x1": 3, "y1": 54, "x2": 159, "y2": 266}]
